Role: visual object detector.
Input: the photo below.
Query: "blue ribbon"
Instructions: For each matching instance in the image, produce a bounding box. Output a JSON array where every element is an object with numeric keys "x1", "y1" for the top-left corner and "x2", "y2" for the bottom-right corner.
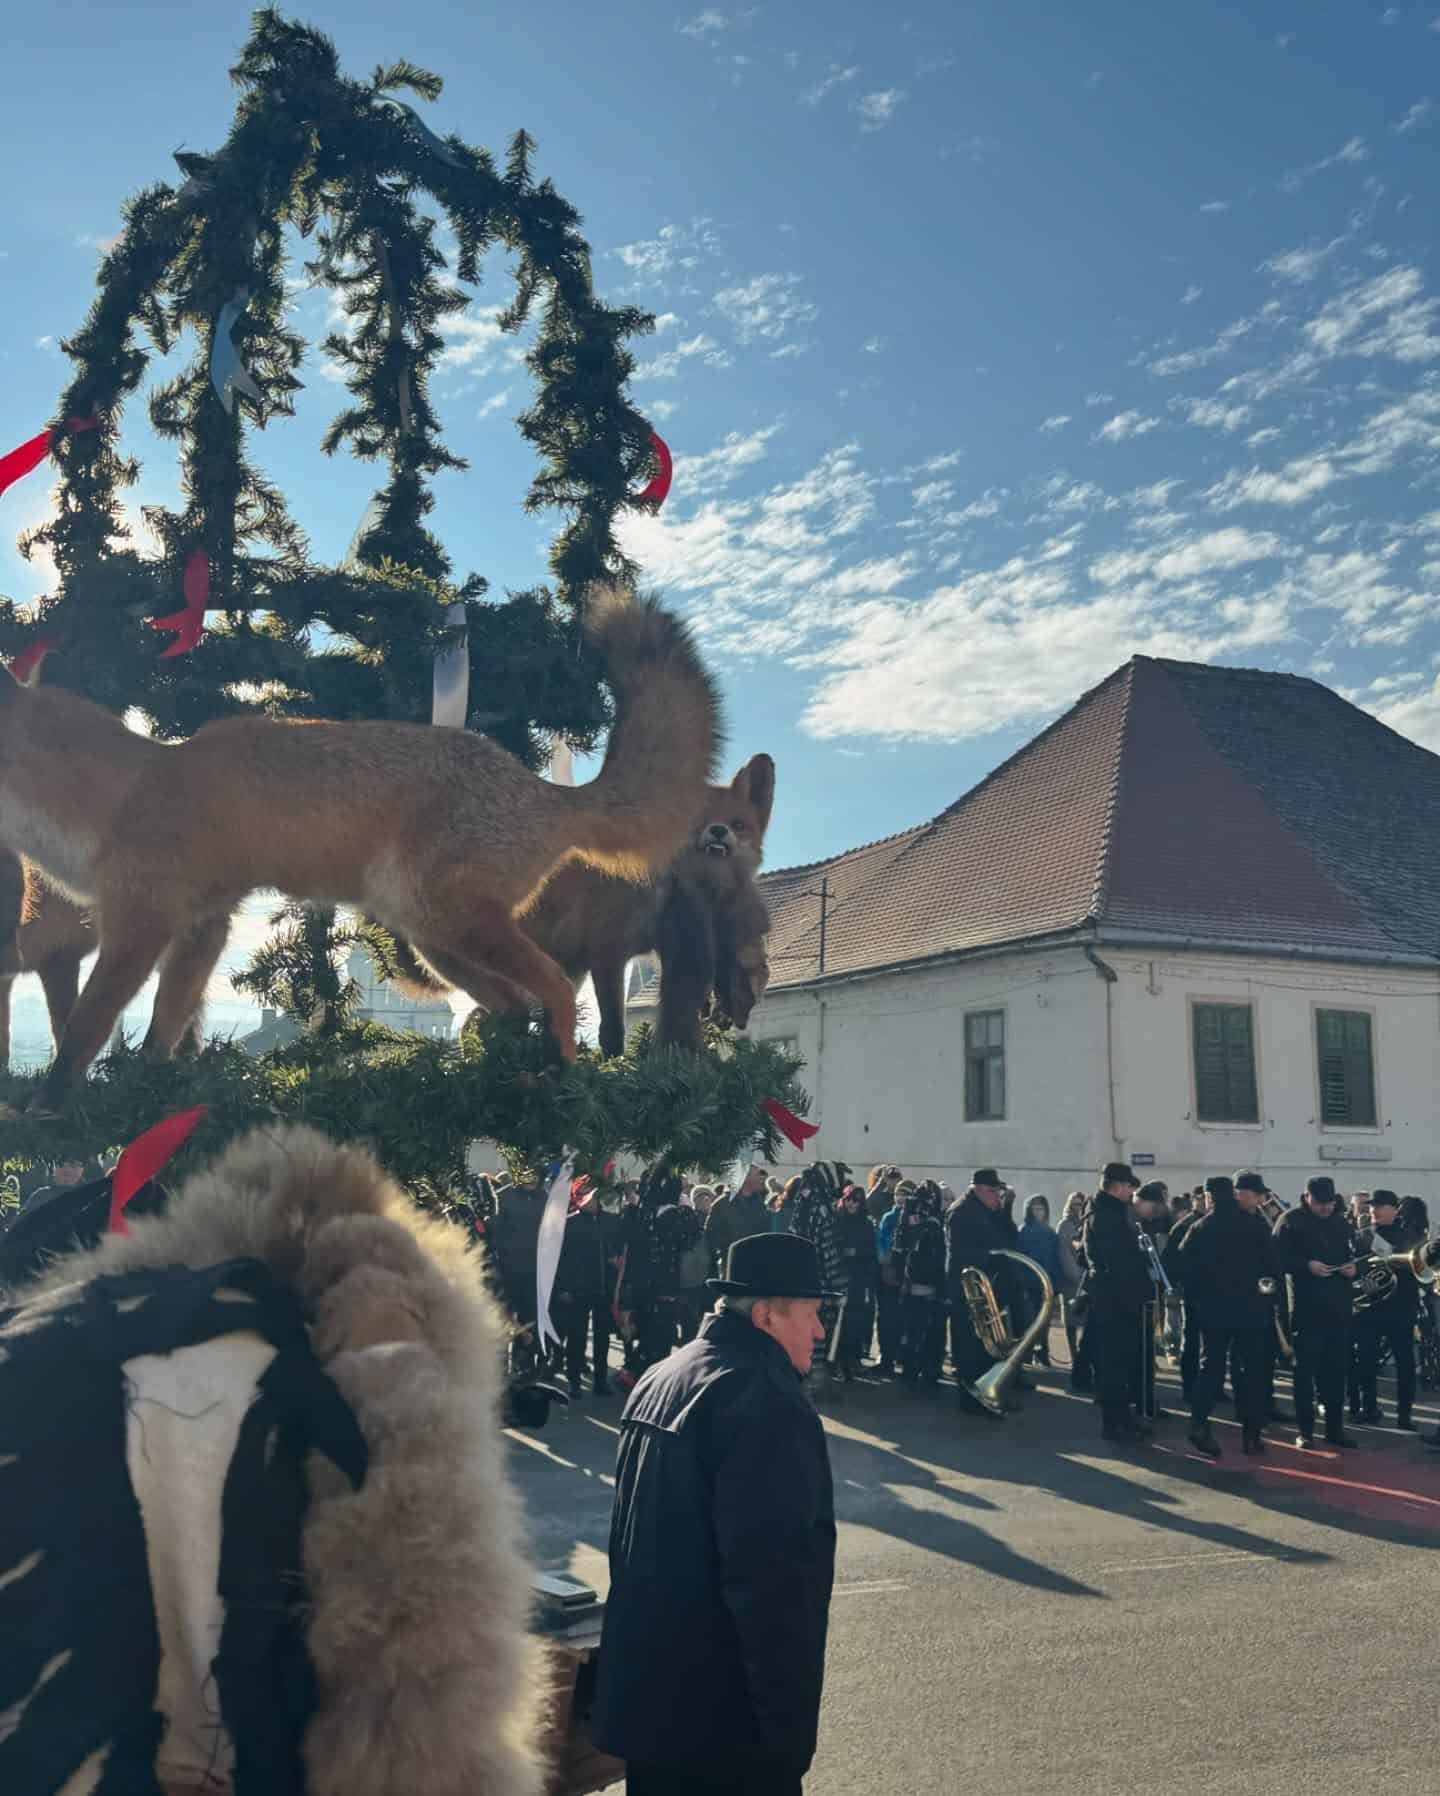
[
  {"x1": 383, "y1": 99, "x2": 466, "y2": 169},
  {"x1": 209, "y1": 288, "x2": 263, "y2": 414}
]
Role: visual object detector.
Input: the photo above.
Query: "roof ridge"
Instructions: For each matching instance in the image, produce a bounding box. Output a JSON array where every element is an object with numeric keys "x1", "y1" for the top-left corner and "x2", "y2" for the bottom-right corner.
[{"x1": 760, "y1": 819, "x2": 928, "y2": 884}]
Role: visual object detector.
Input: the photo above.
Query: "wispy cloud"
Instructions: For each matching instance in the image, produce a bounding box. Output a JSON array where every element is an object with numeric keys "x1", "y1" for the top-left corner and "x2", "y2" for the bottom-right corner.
[
  {"x1": 1206, "y1": 454, "x2": 1337, "y2": 510},
  {"x1": 1181, "y1": 284, "x2": 1203, "y2": 306},
  {"x1": 674, "y1": 425, "x2": 782, "y2": 490},
  {"x1": 1281, "y1": 134, "x2": 1370, "y2": 191},
  {"x1": 611, "y1": 218, "x2": 720, "y2": 286},
  {"x1": 802, "y1": 63, "x2": 860, "y2": 105},
  {"x1": 679, "y1": 9, "x2": 728, "y2": 37},
  {"x1": 1085, "y1": 391, "x2": 1115, "y2": 407},
  {"x1": 1096, "y1": 410, "x2": 1160, "y2": 443},
  {"x1": 1177, "y1": 396, "x2": 1253, "y2": 432},
  {"x1": 1303, "y1": 265, "x2": 1440, "y2": 360},
  {"x1": 854, "y1": 88, "x2": 907, "y2": 132},
  {"x1": 1148, "y1": 315, "x2": 1257, "y2": 376},
  {"x1": 861, "y1": 335, "x2": 888, "y2": 355},
  {"x1": 73, "y1": 230, "x2": 120, "y2": 253},
  {"x1": 436, "y1": 305, "x2": 507, "y2": 370},
  {"x1": 633, "y1": 332, "x2": 734, "y2": 381},
  {"x1": 1199, "y1": 199, "x2": 1231, "y2": 214},
  {"x1": 712, "y1": 271, "x2": 819, "y2": 344},
  {"x1": 1260, "y1": 236, "x2": 1347, "y2": 282},
  {"x1": 1394, "y1": 99, "x2": 1434, "y2": 133},
  {"x1": 1039, "y1": 414, "x2": 1071, "y2": 433},
  {"x1": 477, "y1": 390, "x2": 510, "y2": 419}
]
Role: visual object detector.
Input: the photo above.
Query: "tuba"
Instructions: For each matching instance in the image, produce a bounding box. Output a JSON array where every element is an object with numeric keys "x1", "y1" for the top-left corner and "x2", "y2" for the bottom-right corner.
[{"x1": 960, "y1": 1249, "x2": 1055, "y2": 1416}]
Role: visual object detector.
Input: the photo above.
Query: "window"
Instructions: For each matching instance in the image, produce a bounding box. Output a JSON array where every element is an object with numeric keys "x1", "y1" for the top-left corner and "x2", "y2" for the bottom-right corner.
[
  {"x1": 1191, "y1": 1002, "x2": 1259, "y2": 1124},
  {"x1": 1316, "y1": 1008, "x2": 1377, "y2": 1128},
  {"x1": 964, "y1": 1009, "x2": 1005, "y2": 1121}
]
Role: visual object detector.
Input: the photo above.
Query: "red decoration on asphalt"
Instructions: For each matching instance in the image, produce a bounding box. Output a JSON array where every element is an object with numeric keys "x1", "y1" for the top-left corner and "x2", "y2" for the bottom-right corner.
[
  {"x1": 636, "y1": 430, "x2": 672, "y2": 505},
  {"x1": 109, "y1": 1104, "x2": 208, "y2": 1235}
]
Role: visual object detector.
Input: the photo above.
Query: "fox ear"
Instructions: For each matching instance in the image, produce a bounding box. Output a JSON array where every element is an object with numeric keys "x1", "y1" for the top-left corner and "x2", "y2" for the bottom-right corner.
[{"x1": 732, "y1": 753, "x2": 775, "y2": 835}]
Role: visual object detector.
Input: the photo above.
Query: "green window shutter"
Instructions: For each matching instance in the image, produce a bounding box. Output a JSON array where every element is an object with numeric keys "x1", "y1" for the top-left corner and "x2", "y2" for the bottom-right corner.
[{"x1": 1193, "y1": 1003, "x2": 1258, "y2": 1124}]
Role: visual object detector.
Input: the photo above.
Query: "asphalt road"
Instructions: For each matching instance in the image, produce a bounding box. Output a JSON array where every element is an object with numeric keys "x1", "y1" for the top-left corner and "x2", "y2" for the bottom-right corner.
[{"x1": 509, "y1": 1347, "x2": 1440, "y2": 1796}]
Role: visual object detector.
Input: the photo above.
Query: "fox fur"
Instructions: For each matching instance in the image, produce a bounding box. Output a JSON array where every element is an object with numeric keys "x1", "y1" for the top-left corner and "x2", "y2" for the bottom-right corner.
[
  {"x1": 386, "y1": 753, "x2": 774, "y2": 1057},
  {"x1": 20, "y1": 1124, "x2": 546, "y2": 1796},
  {"x1": 0, "y1": 587, "x2": 721, "y2": 1111},
  {"x1": 0, "y1": 849, "x2": 92, "y2": 1069}
]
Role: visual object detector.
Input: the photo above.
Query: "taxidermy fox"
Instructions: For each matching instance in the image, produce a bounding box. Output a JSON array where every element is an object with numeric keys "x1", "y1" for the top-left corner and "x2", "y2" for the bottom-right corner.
[
  {"x1": 389, "y1": 754, "x2": 774, "y2": 1056},
  {"x1": 0, "y1": 588, "x2": 721, "y2": 1114},
  {"x1": 0, "y1": 850, "x2": 92, "y2": 1070}
]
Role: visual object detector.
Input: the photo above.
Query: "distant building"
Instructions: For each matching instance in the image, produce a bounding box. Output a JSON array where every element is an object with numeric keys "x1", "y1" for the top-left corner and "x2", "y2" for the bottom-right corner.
[
  {"x1": 346, "y1": 945, "x2": 454, "y2": 1040},
  {"x1": 238, "y1": 1007, "x2": 305, "y2": 1055},
  {"x1": 631, "y1": 654, "x2": 1440, "y2": 1200}
]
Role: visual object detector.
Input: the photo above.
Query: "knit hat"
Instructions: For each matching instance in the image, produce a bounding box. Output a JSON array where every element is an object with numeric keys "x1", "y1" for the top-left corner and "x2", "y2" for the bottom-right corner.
[
  {"x1": 1234, "y1": 1171, "x2": 1267, "y2": 1195},
  {"x1": 1136, "y1": 1181, "x2": 1167, "y2": 1205},
  {"x1": 1370, "y1": 1189, "x2": 1400, "y2": 1211}
]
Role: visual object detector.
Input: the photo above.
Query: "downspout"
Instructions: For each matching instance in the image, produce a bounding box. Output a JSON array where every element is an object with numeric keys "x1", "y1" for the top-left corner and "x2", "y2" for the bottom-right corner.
[{"x1": 1085, "y1": 945, "x2": 1121, "y2": 1156}]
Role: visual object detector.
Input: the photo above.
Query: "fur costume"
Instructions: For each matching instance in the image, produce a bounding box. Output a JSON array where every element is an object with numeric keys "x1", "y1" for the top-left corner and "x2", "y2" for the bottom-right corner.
[{"x1": 1, "y1": 1125, "x2": 545, "y2": 1796}]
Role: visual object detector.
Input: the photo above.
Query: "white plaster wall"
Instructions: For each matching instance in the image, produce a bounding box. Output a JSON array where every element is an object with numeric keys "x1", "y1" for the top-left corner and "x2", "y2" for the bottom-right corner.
[{"x1": 741, "y1": 946, "x2": 1440, "y2": 1206}]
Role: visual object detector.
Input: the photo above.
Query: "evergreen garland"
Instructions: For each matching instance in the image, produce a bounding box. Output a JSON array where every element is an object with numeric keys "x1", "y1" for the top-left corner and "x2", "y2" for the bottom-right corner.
[{"x1": 0, "y1": 10, "x2": 806, "y2": 1189}]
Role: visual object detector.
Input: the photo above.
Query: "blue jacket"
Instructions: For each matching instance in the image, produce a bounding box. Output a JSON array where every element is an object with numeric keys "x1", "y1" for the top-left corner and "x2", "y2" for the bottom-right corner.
[
  {"x1": 877, "y1": 1204, "x2": 902, "y2": 1260},
  {"x1": 1016, "y1": 1219, "x2": 1062, "y2": 1288},
  {"x1": 594, "y1": 1310, "x2": 835, "y2": 1775}
]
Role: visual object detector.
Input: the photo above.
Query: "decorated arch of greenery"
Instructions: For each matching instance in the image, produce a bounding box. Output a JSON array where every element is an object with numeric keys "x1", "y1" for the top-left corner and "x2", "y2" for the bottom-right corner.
[{"x1": 0, "y1": 9, "x2": 807, "y2": 1190}]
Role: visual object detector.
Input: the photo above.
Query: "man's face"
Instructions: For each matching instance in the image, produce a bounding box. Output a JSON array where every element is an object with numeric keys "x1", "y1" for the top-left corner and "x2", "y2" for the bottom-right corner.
[
  {"x1": 753, "y1": 1297, "x2": 825, "y2": 1373},
  {"x1": 740, "y1": 1167, "x2": 765, "y2": 1198},
  {"x1": 1235, "y1": 1187, "x2": 1263, "y2": 1215},
  {"x1": 1305, "y1": 1193, "x2": 1338, "y2": 1218},
  {"x1": 1372, "y1": 1202, "x2": 1398, "y2": 1230},
  {"x1": 1136, "y1": 1199, "x2": 1161, "y2": 1222},
  {"x1": 53, "y1": 1162, "x2": 85, "y2": 1187},
  {"x1": 976, "y1": 1183, "x2": 1003, "y2": 1211},
  {"x1": 1106, "y1": 1181, "x2": 1138, "y2": 1203}
]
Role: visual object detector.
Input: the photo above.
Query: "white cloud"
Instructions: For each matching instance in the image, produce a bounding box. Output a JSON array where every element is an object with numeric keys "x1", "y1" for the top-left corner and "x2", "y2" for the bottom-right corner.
[
  {"x1": 633, "y1": 332, "x2": 734, "y2": 380},
  {"x1": 476, "y1": 389, "x2": 510, "y2": 420},
  {"x1": 769, "y1": 341, "x2": 813, "y2": 360},
  {"x1": 1178, "y1": 396, "x2": 1253, "y2": 432},
  {"x1": 679, "y1": 9, "x2": 728, "y2": 36},
  {"x1": 437, "y1": 305, "x2": 507, "y2": 370},
  {"x1": 1395, "y1": 99, "x2": 1434, "y2": 133},
  {"x1": 1181, "y1": 284, "x2": 1203, "y2": 306},
  {"x1": 1096, "y1": 410, "x2": 1160, "y2": 442},
  {"x1": 854, "y1": 89, "x2": 907, "y2": 131},
  {"x1": 911, "y1": 479, "x2": 953, "y2": 507},
  {"x1": 712, "y1": 272, "x2": 819, "y2": 344},
  {"x1": 803, "y1": 63, "x2": 860, "y2": 105},
  {"x1": 1199, "y1": 200, "x2": 1231, "y2": 214},
  {"x1": 1260, "y1": 237, "x2": 1347, "y2": 283},
  {"x1": 1149, "y1": 316, "x2": 1256, "y2": 376},
  {"x1": 612, "y1": 219, "x2": 719, "y2": 285},
  {"x1": 862, "y1": 335, "x2": 888, "y2": 354},
  {"x1": 1039, "y1": 414, "x2": 1071, "y2": 433},
  {"x1": 1282, "y1": 135, "x2": 1371, "y2": 191},
  {"x1": 1085, "y1": 391, "x2": 1115, "y2": 407},
  {"x1": 674, "y1": 425, "x2": 782, "y2": 491},
  {"x1": 1303, "y1": 265, "x2": 1440, "y2": 362},
  {"x1": 1206, "y1": 455, "x2": 1337, "y2": 509},
  {"x1": 34, "y1": 334, "x2": 56, "y2": 351},
  {"x1": 1089, "y1": 527, "x2": 1282, "y2": 588}
]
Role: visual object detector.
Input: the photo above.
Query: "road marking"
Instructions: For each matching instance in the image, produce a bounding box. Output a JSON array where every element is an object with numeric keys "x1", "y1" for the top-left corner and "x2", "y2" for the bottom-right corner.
[
  {"x1": 833, "y1": 1578, "x2": 909, "y2": 1597},
  {"x1": 1095, "y1": 1548, "x2": 1309, "y2": 1575}
]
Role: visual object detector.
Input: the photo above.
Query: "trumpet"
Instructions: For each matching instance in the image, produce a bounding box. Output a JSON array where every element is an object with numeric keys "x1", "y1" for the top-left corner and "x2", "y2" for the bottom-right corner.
[{"x1": 959, "y1": 1250, "x2": 1054, "y2": 1417}]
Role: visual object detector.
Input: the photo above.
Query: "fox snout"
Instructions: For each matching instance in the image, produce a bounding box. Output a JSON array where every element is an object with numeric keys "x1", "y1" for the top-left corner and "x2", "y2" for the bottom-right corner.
[{"x1": 698, "y1": 822, "x2": 736, "y2": 856}]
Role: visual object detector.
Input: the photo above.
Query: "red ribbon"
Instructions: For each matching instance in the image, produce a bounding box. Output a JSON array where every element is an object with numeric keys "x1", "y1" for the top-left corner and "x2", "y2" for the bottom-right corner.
[
  {"x1": 108, "y1": 1104, "x2": 208, "y2": 1235},
  {"x1": 636, "y1": 430, "x2": 672, "y2": 506},
  {"x1": 147, "y1": 550, "x2": 210, "y2": 658},
  {"x1": 9, "y1": 636, "x2": 57, "y2": 685},
  {"x1": 0, "y1": 417, "x2": 100, "y2": 500},
  {"x1": 762, "y1": 1097, "x2": 819, "y2": 1150}
]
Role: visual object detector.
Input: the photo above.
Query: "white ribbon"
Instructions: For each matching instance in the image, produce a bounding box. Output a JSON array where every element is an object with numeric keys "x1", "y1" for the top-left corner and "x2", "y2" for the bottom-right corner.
[
  {"x1": 209, "y1": 288, "x2": 263, "y2": 414},
  {"x1": 431, "y1": 601, "x2": 469, "y2": 728},
  {"x1": 536, "y1": 1153, "x2": 576, "y2": 1350}
]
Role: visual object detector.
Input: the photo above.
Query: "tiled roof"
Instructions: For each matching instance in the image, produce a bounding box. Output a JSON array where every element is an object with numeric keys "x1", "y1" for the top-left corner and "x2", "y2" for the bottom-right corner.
[{"x1": 761, "y1": 656, "x2": 1440, "y2": 987}]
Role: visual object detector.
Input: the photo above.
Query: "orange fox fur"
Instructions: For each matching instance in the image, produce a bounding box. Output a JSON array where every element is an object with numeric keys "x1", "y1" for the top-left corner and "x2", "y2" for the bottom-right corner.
[
  {"x1": 0, "y1": 852, "x2": 92, "y2": 1070},
  {"x1": 392, "y1": 754, "x2": 774, "y2": 1056},
  {"x1": 0, "y1": 588, "x2": 721, "y2": 1111}
]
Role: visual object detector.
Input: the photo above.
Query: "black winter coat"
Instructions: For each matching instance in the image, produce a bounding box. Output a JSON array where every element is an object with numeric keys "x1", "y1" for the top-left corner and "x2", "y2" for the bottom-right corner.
[
  {"x1": 554, "y1": 1204, "x2": 612, "y2": 1303},
  {"x1": 1356, "y1": 1218, "x2": 1422, "y2": 1322},
  {"x1": 488, "y1": 1186, "x2": 544, "y2": 1322},
  {"x1": 704, "y1": 1190, "x2": 772, "y2": 1276},
  {"x1": 1175, "y1": 1196, "x2": 1280, "y2": 1330},
  {"x1": 593, "y1": 1311, "x2": 835, "y2": 1776},
  {"x1": 834, "y1": 1207, "x2": 878, "y2": 1303},
  {"x1": 1160, "y1": 1209, "x2": 1201, "y2": 1286},
  {"x1": 944, "y1": 1192, "x2": 1016, "y2": 1290},
  {"x1": 1082, "y1": 1192, "x2": 1153, "y2": 1315},
  {"x1": 1273, "y1": 1204, "x2": 1356, "y2": 1325}
]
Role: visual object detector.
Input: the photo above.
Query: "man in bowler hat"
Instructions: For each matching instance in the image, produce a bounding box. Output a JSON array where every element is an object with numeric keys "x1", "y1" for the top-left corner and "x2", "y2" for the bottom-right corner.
[{"x1": 594, "y1": 1232, "x2": 839, "y2": 1795}]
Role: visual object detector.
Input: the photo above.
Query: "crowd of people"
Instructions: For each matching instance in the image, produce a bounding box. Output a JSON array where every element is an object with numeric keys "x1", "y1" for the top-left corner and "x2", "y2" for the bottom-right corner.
[{"x1": 477, "y1": 1155, "x2": 1440, "y2": 1457}]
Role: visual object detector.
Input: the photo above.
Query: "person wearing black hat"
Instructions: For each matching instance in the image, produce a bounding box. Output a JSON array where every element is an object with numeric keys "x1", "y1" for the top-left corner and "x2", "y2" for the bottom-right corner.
[
  {"x1": 1352, "y1": 1189, "x2": 1420, "y2": 1429},
  {"x1": 1082, "y1": 1163, "x2": 1153, "y2": 1443},
  {"x1": 1273, "y1": 1175, "x2": 1360, "y2": 1450},
  {"x1": 1176, "y1": 1173, "x2": 1281, "y2": 1456},
  {"x1": 945, "y1": 1170, "x2": 1019, "y2": 1416},
  {"x1": 594, "y1": 1232, "x2": 838, "y2": 1795},
  {"x1": 1161, "y1": 1185, "x2": 1210, "y2": 1403}
]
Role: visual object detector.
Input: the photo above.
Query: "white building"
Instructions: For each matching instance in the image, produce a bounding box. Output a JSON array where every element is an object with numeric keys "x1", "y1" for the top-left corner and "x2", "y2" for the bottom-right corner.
[
  {"x1": 629, "y1": 654, "x2": 1440, "y2": 1202},
  {"x1": 347, "y1": 945, "x2": 454, "y2": 1040}
]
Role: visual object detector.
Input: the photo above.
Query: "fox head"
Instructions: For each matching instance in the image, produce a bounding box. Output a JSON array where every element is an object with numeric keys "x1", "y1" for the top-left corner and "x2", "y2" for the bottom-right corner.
[{"x1": 690, "y1": 753, "x2": 775, "y2": 874}]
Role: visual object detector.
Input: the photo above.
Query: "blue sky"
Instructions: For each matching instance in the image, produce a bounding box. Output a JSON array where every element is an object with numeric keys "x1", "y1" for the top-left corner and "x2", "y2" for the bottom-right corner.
[{"x1": 3, "y1": 2, "x2": 1440, "y2": 1028}]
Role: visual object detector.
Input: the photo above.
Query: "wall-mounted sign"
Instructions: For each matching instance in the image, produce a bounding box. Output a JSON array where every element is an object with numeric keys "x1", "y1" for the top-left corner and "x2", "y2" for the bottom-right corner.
[{"x1": 1317, "y1": 1144, "x2": 1391, "y2": 1163}]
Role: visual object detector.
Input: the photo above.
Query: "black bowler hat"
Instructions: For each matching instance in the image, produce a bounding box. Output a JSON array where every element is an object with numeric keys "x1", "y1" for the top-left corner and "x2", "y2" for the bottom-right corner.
[
  {"x1": 708, "y1": 1231, "x2": 841, "y2": 1299},
  {"x1": 1234, "y1": 1171, "x2": 1267, "y2": 1195},
  {"x1": 972, "y1": 1168, "x2": 1003, "y2": 1189},
  {"x1": 1101, "y1": 1161, "x2": 1138, "y2": 1187},
  {"x1": 1306, "y1": 1175, "x2": 1337, "y2": 1203}
]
